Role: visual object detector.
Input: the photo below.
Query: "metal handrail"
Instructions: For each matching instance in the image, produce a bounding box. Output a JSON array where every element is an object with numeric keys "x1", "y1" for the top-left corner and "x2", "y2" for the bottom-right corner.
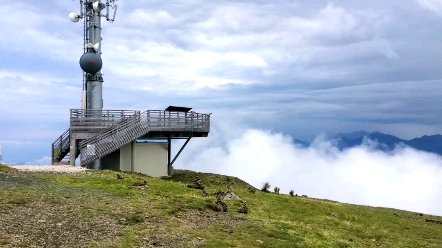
[
  {"x1": 145, "y1": 110, "x2": 210, "y2": 132},
  {"x1": 77, "y1": 110, "x2": 211, "y2": 166},
  {"x1": 79, "y1": 110, "x2": 145, "y2": 149},
  {"x1": 52, "y1": 129, "x2": 70, "y2": 146},
  {"x1": 70, "y1": 109, "x2": 142, "y2": 131},
  {"x1": 70, "y1": 109, "x2": 140, "y2": 118}
]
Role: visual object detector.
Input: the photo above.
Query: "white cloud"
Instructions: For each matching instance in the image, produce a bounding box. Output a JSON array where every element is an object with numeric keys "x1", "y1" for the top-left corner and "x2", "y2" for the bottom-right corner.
[
  {"x1": 417, "y1": 0, "x2": 442, "y2": 15},
  {"x1": 1, "y1": 1, "x2": 392, "y2": 93},
  {"x1": 175, "y1": 122, "x2": 442, "y2": 216}
]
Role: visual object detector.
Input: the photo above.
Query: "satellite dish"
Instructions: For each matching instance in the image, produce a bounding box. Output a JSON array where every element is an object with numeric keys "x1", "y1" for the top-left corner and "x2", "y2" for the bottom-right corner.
[
  {"x1": 93, "y1": 1, "x2": 105, "y2": 12},
  {"x1": 69, "y1": 12, "x2": 80, "y2": 23},
  {"x1": 79, "y1": 52, "x2": 103, "y2": 74}
]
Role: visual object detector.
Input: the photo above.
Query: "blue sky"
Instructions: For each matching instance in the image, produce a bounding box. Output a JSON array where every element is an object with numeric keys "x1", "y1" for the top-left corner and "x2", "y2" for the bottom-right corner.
[{"x1": 1, "y1": 0, "x2": 442, "y2": 164}]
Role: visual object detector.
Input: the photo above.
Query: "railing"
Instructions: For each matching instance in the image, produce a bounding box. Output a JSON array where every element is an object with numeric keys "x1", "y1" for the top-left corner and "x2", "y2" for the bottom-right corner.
[
  {"x1": 70, "y1": 109, "x2": 141, "y2": 132},
  {"x1": 51, "y1": 129, "x2": 70, "y2": 164},
  {"x1": 146, "y1": 110, "x2": 210, "y2": 132},
  {"x1": 79, "y1": 110, "x2": 150, "y2": 165},
  {"x1": 78, "y1": 110, "x2": 211, "y2": 166}
]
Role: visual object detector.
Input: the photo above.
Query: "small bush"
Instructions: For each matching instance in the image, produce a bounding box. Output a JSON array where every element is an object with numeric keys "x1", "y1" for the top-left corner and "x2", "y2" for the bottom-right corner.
[
  {"x1": 124, "y1": 214, "x2": 144, "y2": 225},
  {"x1": 289, "y1": 190, "x2": 294, "y2": 196},
  {"x1": 261, "y1": 182, "x2": 271, "y2": 192},
  {"x1": 274, "y1": 187, "x2": 280, "y2": 194}
]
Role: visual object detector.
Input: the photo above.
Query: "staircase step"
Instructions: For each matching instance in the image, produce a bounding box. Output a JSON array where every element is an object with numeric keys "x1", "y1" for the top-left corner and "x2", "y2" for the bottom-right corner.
[{"x1": 79, "y1": 111, "x2": 149, "y2": 166}]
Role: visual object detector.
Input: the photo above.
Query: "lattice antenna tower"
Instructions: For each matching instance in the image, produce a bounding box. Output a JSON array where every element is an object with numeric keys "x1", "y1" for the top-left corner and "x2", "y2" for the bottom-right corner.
[{"x1": 68, "y1": 0, "x2": 118, "y2": 111}]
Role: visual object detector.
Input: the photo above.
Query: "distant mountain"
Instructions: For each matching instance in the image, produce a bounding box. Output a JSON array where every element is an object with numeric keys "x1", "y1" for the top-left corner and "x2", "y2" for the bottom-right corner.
[
  {"x1": 406, "y1": 134, "x2": 442, "y2": 155},
  {"x1": 294, "y1": 131, "x2": 442, "y2": 156},
  {"x1": 293, "y1": 138, "x2": 310, "y2": 147},
  {"x1": 332, "y1": 130, "x2": 370, "y2": 140}
]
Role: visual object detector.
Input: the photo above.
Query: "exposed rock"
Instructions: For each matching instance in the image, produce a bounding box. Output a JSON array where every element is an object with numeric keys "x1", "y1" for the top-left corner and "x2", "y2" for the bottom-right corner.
[
  {"x1": 221, "y1": 191, "x2": 243, "y2": 201},
  {"x1": 302, "y1": 195, "x2": 308, "y2": 197},
  {"x1": 216, "y1": 201, "x2": 228, "y2": 212},
  {"x1": 133, "y1": 181, "x2": 147, "y2": 187},
  {"x1": 332, "y1": 212, "x2": 340, "y2": 218},
  {"x1": 133, "y1": 181, "x2": 148, "y2": 190},
  {"x1": 215, "y1": 191, "x2": 228, "y2": 212},
  {"x1": 116, "y1": 174, "x2": 124, "y2": 180},
  {"x1": 187, "y1": 176, "x2": 205, "y2": 190},
  {"x1": 238, "y1": 201, "x2": 248, "y2": 214}
]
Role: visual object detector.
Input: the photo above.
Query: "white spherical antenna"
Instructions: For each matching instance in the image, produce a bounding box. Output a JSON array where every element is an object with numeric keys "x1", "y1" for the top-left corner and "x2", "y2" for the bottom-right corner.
[
  {"x1": 93, "y1": 43, "x2": 100, "y2": 52},
  {"x1": 69, "y1": 12, "x2": 80, "y2": 23},
  {"x1": 93, "y1": 2, "x2": 100, "y2": 12}
]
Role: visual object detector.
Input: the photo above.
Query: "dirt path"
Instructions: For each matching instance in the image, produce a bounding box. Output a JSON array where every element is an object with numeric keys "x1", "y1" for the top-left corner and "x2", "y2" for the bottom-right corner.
[{"x1": 8, "y1": 165, "x2": 88, "y2": 174}]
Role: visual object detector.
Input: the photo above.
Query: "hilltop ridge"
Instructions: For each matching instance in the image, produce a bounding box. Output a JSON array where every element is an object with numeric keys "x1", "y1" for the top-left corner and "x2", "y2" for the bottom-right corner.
[{"x1": 0, "y1": 164, "x2": 441, "y2": 247}]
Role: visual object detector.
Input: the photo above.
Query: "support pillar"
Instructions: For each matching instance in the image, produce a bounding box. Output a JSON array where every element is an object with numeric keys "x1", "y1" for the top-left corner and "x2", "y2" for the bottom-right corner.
[
  {"x1": 70, "y1": 138, "x2": 76, "y2": 167},
  {"x1": 130, "y1": 140, "x2": 135, "y2": 172},
  {"x1": 167, "y1": 135, "x2": 173, "y2": 176},
  {"x1": 168, "y1": 137, "x2": 192, "y2": 176}
]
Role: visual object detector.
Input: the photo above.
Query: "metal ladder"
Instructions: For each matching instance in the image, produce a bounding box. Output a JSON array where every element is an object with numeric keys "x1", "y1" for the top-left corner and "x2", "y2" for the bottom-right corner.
[{"x1": 79, "y1": 110, "x2": 150, "y2": 166}]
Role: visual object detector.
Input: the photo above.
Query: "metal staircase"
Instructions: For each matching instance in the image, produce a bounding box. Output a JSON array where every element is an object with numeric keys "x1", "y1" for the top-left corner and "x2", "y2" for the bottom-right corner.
[
  {"x1": 51, "y1": 129, "x2": 81, "y2": 164},
  {"x1": 79, "y1": 110, "x2": 150, "y2": 166},
  {"x1": 52, "y1": 129, "x2": 75, "y2": 163}
]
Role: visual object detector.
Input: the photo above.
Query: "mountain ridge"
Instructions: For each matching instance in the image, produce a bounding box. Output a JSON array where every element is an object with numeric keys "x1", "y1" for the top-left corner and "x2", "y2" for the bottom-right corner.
[{"x1": 294, "y1": 131, "x2": 442, "y2": 156}]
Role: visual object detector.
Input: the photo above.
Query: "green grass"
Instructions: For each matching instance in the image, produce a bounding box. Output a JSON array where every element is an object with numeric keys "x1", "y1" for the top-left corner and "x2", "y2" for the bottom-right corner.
[
  {"x1": 0, "y1": 163, "x2": 17, "y2": 173},
  {"x1": 1, "y1": 169, "x2": 441, "y2": 247}
]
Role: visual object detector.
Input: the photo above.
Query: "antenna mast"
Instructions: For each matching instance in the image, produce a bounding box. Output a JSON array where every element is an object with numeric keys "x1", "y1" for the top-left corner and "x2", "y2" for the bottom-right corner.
[{"x1": 69, "y1": 0, "x2": 119, "y2": 169}]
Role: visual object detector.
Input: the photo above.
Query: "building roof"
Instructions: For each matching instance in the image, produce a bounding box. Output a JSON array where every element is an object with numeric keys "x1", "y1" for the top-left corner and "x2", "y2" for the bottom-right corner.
[{"x1": 165, "y1": 106, "x2": 192, "y2": 112}]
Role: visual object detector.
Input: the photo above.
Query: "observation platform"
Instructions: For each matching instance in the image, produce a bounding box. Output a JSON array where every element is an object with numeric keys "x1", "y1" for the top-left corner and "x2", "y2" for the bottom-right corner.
[
  {"x1": 69, "y1": 106, "x2": 210, "y2": 139},
  {"x1": 51, "y1": 106, "x2": 211, "y2": 176}
]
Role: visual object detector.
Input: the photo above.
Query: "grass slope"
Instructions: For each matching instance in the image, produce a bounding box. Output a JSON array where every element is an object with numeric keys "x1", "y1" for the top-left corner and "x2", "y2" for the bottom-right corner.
[
  {"x1": 0, "y1": 167, "x2": 441, "y2": 247},
  {"x1": 0, "y1": 164, "x2": 17, "y2": 173}
]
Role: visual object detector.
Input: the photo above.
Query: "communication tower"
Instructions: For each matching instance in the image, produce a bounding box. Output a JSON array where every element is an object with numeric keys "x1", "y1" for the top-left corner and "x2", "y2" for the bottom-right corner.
[
  {"x1": 51, "y1": 0, "x2": 210, "y2": 177},
  {"x1": 68, "y1": 0, "x2": 118, "y2": 169}
]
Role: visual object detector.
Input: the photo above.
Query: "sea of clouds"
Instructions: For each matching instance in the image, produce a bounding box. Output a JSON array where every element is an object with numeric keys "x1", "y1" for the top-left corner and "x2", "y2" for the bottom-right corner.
[
  {"x1": 15, "y1": 119, "x2": 442, "y2": 216},
  {"x1": 175, "y1": 120, "x2": 442, "y2": 216}
]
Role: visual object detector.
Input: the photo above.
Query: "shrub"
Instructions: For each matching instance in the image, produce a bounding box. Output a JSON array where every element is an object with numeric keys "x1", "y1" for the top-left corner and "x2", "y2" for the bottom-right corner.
[
  {"x1": 261, "y1": 182, "x2": 271, "y2": 192},
  {"x1": 274, "y1": 187, "x2": 280, "y2": 194},
  {"x1": 289, "y1": 190, "x2": 294, "y2": 196}
]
